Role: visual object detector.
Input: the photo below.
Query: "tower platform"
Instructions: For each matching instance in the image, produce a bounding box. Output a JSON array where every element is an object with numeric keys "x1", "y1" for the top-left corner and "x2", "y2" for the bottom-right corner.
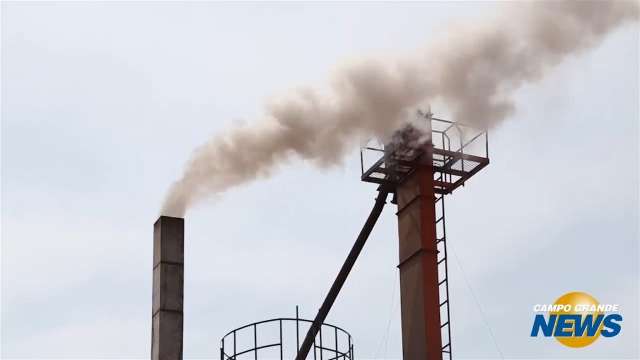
[{"x1": 360, "y1": 112, "x2": 489, "y2": 194}]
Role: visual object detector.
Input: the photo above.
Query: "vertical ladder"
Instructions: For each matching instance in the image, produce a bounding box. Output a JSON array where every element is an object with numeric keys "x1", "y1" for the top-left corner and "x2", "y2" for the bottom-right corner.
[{"x1": 434, "y1": 178, "x2": 453, "y2": 360}]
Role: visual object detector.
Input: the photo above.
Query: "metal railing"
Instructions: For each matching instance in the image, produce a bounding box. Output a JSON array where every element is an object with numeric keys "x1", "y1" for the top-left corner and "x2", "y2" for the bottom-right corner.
[
  {"x1": 360, "y1": 111, "x2": 489, "y2": 193},
  {"x1": 221, "y1": 308, "x2": 354, "y2": 360}
]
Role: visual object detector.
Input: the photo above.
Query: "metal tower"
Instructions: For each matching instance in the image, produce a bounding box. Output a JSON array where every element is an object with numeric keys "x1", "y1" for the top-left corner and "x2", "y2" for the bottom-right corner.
[
  {"x1": 360, "y1": 111, "x2": 489, "y2": 360},
  {"x1": 215, "y1": 111, "x2": 490, "y2": 360}
]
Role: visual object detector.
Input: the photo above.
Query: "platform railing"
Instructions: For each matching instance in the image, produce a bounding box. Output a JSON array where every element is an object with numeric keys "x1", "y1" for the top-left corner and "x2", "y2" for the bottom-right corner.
[
  {"x1": 360, "y1": 112, "x2": 489, "y2": 193},
  {"x1": 221, "y1": 308, "x2": 353, "y2": 360}
]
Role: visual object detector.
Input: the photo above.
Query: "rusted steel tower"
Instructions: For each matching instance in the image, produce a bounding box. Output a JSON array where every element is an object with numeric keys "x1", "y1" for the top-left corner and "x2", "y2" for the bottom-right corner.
[
  {"x1": 360, "y1": 111, "x2": 489, "y2": 360},
  {"x1": 212, "y1": 110, "x2": 488, "y2": 360}
]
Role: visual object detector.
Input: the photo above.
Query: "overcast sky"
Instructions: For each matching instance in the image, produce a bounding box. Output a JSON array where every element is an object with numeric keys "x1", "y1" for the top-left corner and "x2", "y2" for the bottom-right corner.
[{"x1": 1, "y1": 2, "x2": 638, "y2": 359}]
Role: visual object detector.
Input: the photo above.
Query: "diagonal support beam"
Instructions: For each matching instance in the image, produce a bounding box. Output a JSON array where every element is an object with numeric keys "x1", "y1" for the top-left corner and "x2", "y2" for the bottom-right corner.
[{"x1": 295, "y1": 189, "x2": 390, "y2": 360}]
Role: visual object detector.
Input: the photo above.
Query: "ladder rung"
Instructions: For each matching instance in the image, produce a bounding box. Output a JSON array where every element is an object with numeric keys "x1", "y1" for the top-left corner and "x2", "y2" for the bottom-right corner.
[{"x1": 434, "y1": 195, "x2": 451, "y2": 359}]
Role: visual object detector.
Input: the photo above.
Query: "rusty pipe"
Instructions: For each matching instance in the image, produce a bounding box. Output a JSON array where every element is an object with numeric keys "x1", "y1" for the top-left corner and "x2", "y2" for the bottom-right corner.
[{"x1": 296, "y1": 189, "x2": 390, "y2": 360}]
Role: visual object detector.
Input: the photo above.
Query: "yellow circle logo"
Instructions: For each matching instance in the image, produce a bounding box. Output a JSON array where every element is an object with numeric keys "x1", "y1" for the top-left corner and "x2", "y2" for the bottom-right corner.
[
  {"x1": 549, "y1": 292, "x2": 603, "y2": 348},
  {"x1": 531, "y1": 291, "x2": 622, "y2": 347}
]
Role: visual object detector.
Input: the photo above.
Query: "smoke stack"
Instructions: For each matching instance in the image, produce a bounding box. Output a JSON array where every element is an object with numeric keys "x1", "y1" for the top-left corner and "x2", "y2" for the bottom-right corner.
[{"x1": 152, "y1": 216, "x2": 184, "y2": 360}]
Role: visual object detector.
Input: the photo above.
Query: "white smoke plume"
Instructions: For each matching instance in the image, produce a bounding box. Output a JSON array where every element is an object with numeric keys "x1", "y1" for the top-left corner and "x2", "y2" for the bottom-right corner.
[{"x1": 162, "y1": 1, "x2": 638, "y2": 217}]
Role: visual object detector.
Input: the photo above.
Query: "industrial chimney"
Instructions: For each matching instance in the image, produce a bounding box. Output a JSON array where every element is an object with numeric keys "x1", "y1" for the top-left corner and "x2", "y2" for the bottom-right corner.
[
  {"x1": 151, "y1": 216, "x2": 184, "y2": 360},
  {"x1": 361, "y1": 112, "x2": 490, "y2": 359}
]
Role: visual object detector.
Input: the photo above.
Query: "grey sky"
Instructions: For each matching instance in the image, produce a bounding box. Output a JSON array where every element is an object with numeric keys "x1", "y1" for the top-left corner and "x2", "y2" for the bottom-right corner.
[{"x1": 1, "y1": 2, "x2": 638, "y2": 359}]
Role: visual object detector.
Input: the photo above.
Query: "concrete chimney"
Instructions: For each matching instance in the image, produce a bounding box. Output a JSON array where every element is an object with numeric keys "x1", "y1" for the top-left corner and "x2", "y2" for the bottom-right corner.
[{"x1": 152, "y1": 216, "x2": 184, "y2": 360}]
